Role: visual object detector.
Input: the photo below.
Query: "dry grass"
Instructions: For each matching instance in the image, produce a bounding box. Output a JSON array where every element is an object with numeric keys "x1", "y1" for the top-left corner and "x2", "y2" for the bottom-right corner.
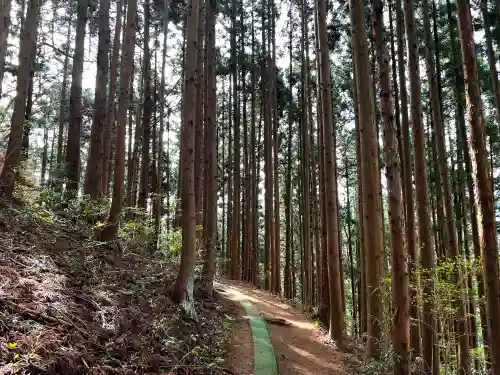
[{"x1": 0, "y1": 205, "x2": 231, "y2": 375}]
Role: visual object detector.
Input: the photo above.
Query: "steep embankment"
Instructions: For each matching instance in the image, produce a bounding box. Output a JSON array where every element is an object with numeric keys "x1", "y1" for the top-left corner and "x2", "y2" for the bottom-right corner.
[{"x1": 0, "y1": 206, "x2": 230, "y2": 375}]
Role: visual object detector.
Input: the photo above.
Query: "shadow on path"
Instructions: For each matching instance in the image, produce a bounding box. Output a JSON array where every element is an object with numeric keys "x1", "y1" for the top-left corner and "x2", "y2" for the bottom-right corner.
[{"x1": 218, "y1": 282, "x2": 345, "y2": 375}]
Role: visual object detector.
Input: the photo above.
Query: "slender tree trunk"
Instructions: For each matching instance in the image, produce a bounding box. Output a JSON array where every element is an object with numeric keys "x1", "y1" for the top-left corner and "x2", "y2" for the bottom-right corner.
[
  {"x1": 250, "y1": 3, "x2": 259, "y2": 286},
  {"x1": 100, "y1": 0, "x2": 138, "y2": 240},
  {"x1": 422, "y1": 0, "x2": 470, "y2": 369},
  {"x1": 395, "y1": 0, "x2": 419, "y2": 356},
  {"x1": 64, "y1": 0, "x2": 89, "y2": 199},
  {"x1": 345, "y1": 156, "x2": 357, "y2": 336},
  {"x1": 155, "y1": 0, "x2": 170, "y2": 247},
  {"x1": 195, "y1": 0, "x2": 205, "y2": 243},
  {"x1": 41, "y1": 126, "x2": 49, "y2": 185},
  {"x1": 201, "y1": 0, "x2": 216, "y2": 296},
  {"x1": 388, "y1": 0, "x2": 404, "y2": 200},
  {"x1": 284, "y1": 8, "x2": 293, "y2": 297},
  {"x1": 230, "y1": 0, "x2": 241, "y2": 280},
  {"x1": 351, "y1": 0, "x2": 385, "y2": 357},
  {"x1": 270, "y1": 0, "x2": 280, "y2": 295},
  {"x1": 138, "y1": 0, "x2": 152, "y2": 210},
  {"x1": 299, "y1": 0, "x2": 311, "y2": 306},
  {"x1": 0, "y1": 0, "x2": 11, "y2": 98},
  {"x1": 262, "y1": 0, "x2": 273, "y2": 290},
  {"x1": 102, "y1": 0, "x2": 123, "y2": 196},
  {"x1": 317, "y1": 0, "x2": 344, "y2": 344},
  {"x1": 226, "y1": 77, "x2": 233, "y2": 277},
  {"x1": 55, "y1": 12, "x2": 73, "y2": 189},
  {"x1": 481, "y1": 0, "x2": 500, "y2": 125},
  {"x1": 403, "y1": 0, "x2": 437, "y2": 370},
  {"x1": 84, "y1": 0, "x2": 110, "y2": 200},
  {"x1": 171, "y1": 0, "x2": 200, "y2": 317},
  {"x1": 21, "y1": 64, "x2": 35, "y2": 162},
  {"x1": 447, "y1": 0, "x2": 489, "y2": 362},
  {"x1": 0, "y1": 0, "x2": 39, "y2": 201},
  {"x1": 456, "y1": 0, "x2": 500, "y2": 371},
  {"x1": 371, "y1": 0, "x2": 409, "y2": 371}
]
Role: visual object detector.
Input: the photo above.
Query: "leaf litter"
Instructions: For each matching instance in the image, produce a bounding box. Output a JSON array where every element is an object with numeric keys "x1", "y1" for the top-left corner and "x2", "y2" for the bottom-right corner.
[{"x1": 0, "y1": 206, "x2": 232, "y2": 375}]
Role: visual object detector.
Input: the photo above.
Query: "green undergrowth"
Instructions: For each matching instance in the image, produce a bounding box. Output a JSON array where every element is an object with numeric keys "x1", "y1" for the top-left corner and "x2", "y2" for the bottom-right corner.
[{"x1": 0, "y1": 187, "x2": 232, "y2": 375}]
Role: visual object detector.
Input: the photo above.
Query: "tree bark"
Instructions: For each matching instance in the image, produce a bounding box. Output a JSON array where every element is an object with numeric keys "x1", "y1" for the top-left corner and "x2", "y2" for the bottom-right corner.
[
  {"x1": 138, "y1": 0, "x2": 153, "y2": 210},
  {"x1": 350, "y1": 0, "x2": 385, "y2": 357},
  {"x1": 403, "y1": 0, "x2": 437, "y2": 370},
  {"x1": 171, "y1": 0, "x2": 200, "y2": 317},
  {"x1": 100, "y1": 0, "x2": 138, "y2": 240},
  {"x1": 371, "y1": 0, "x2": 409, "y2": 371},
  {"x1": 200, "y1": 0, "x2": 216, "y2": 297},
  {"x1": 0, "y1": 0, "x2": 11, "y2": 98},
  {"x1": 84, "y1": 0, "x2": 110, "y2": 200},
  {"x1": 55, "y1": 11, "x2": 73, "y2": 190},
  {"x1": 455, "y1": 0, "x2": 500, "y2": 371},
  {"x1": 317, "y1": 0, "x2": 344, "y2": 344},
  {"x1": 0, "y1": 0, "x2": 39, "y2": 201},
  {"x1": 64, "y1": 0, "x2": 88, "y2": 199},
  {"x1": 101, "y1": 0, "x2": 123, "y2": 196}
]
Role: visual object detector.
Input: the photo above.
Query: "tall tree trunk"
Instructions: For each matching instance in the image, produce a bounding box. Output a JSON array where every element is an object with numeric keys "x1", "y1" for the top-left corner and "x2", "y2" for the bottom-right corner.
[
  {"x1": 55, "y1": 11, "x2": 73, "y2": 189},
  {"x1": 262, "y1": 0, "x2": 273, "y2": 290},
  {"x1": 403, "y1": 0, "x2": 437, "y2": 370},
  {"x1": 155, "y1": 0, "x2": 170, "y2": 247},
  {"x1": 317, "y1": 0, "x2": 344, "y2": 344},
  {"x1": 41, "y1": 125, "x2": 49, "y2": 185},
  {"x1": 395, "y1": 0, "x2": 419, "y2": 356},
  {"x1": 351, "y1": 0, "x2": 385, "y2": 357},
  {"x1": 195, "y1": 0, "x2": 205, "y2": 241},
  {"x1": 84, "y1": 0, "x2": 110, "y2": 200},
  {"x1": 284, "y1": 4, "x2": 293, "y2": 297},
  {"x1": 446, "y1": 0, "x2": 489, "y2": 364},
  {"x1": 300, "y1": 0, "x2": 311, "y2": 306},
  {"x1": 21, "y1": 67, "x2": 35, "y2": 161},
  {"x1": 65, "y1": 0, "x2": 89, "y2": 199},
  {"x1": 0, "y1": 0, "x2": 11, "y2": 98},
  {"x1": 456, "y1": 0, "x2": 500, "y2": 371},
  {"x1": 0, "y1": 0, "x2": 39, "y2": 201},
  {"x1": 230, "y1": 0, "x2": 241, "y2": 280},
  {"x1": 102, "y1": 0, "x2": 123, "y2": 196},
  {"x1": 270, "y1": 0, "x2": 280, "y2": 295},
  {"x1": 226, "y1": 77, "x2": 233, "y2": 277},
  {"x1": 371, "y1": 0, "x2": 409, "y2": 371},
  {"x1": 388, "y1": 0, "x2": 404, "y2": 199},
  {"x1": 100, "y1": 0, "x2": 137, "y2": 240},
  {"x1": 481, "y1": 0, "x2": 500, "y2": 125},
  {"x1": 138, "y1": 0, "x2": 152, "y2": 210},
  {"x1": 422, "y1": 0, "x2": 470, "y2": 369},
  {"x1": 345, "y1": 155, "x2": 356, "y2": 336},
  {"x1": 250, "y1": 3, "x2": 259, "y2": 286},
  {"x1": 171, "y1": 0, "x2": 200, "y2": 317},
  {"x1": 200, "y1": 0, "x2": 216, "y2": 296}
]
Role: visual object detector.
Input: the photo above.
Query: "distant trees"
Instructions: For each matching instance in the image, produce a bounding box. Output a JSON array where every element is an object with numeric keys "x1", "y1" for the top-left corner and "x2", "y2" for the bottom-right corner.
[{"x1": 1, "y1": 0, "x2": 500, "y2": 371}]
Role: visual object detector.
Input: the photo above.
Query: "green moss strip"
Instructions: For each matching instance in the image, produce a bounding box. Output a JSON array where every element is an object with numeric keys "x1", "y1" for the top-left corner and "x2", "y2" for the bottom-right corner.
[{"x1": 240, "y1": 300, "x2": 279, "y2": 375}]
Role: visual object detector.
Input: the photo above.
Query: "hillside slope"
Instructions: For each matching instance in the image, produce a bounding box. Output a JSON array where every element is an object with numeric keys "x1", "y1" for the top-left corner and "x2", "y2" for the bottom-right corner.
[{"x1": 0, "y1": 205, "x2": 230, "y2": 375}]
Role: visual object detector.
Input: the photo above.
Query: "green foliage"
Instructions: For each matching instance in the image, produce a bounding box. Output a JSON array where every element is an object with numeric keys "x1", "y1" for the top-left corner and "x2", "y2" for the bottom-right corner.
[
  {"x1": 360, "y1": 346, "x2": 393, "y2": 375},
  {"x1": 158, "y1": 227, "x2": 183, "y2": 255},
  {"x1": 119, "y1": 214, "x2": 154, "y2": 244}
]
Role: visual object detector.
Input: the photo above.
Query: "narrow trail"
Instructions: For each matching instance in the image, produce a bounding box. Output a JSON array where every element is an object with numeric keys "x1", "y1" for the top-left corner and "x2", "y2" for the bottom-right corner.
[{"x1": 217, "y1": 282, "x2": 345, "y2": 375}]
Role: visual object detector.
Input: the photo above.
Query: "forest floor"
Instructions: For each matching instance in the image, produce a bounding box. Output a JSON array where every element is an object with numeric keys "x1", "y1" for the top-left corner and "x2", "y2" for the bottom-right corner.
[
  {"x1": 0, "y1": 204, "x2": 232, "y2": 375},
  {"x1": 218, "y1": 282, "x2": 348, "y2": 375}
]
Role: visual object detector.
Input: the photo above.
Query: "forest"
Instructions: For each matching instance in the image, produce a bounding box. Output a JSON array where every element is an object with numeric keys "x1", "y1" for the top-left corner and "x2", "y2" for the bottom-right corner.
[{"x1": 0, "y1": 0, "x2": 499, "y2": 372}]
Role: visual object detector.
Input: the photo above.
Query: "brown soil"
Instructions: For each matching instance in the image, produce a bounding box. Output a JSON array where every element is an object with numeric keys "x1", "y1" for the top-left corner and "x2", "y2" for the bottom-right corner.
[
  {"x1": 0, "y1": 205, "x2": 230, "y2": 375},
  {"x1": 217, "y1": 290, "x2": 253, "y2": 375},
  {"x1": 218, "y1": 282, "x2": 345, "y2": 375}
]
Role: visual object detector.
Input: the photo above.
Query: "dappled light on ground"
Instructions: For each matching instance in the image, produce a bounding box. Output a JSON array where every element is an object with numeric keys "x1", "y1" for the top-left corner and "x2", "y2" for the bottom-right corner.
[{"x1": 219, "y1": 282, "x2": 345, "y2": 375}]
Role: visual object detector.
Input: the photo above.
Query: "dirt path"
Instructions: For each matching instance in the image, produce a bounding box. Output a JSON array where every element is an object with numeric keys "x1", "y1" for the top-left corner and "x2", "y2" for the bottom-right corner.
[{"x1": 217, "y1": 282, "x2": 345, "y2": 375}]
